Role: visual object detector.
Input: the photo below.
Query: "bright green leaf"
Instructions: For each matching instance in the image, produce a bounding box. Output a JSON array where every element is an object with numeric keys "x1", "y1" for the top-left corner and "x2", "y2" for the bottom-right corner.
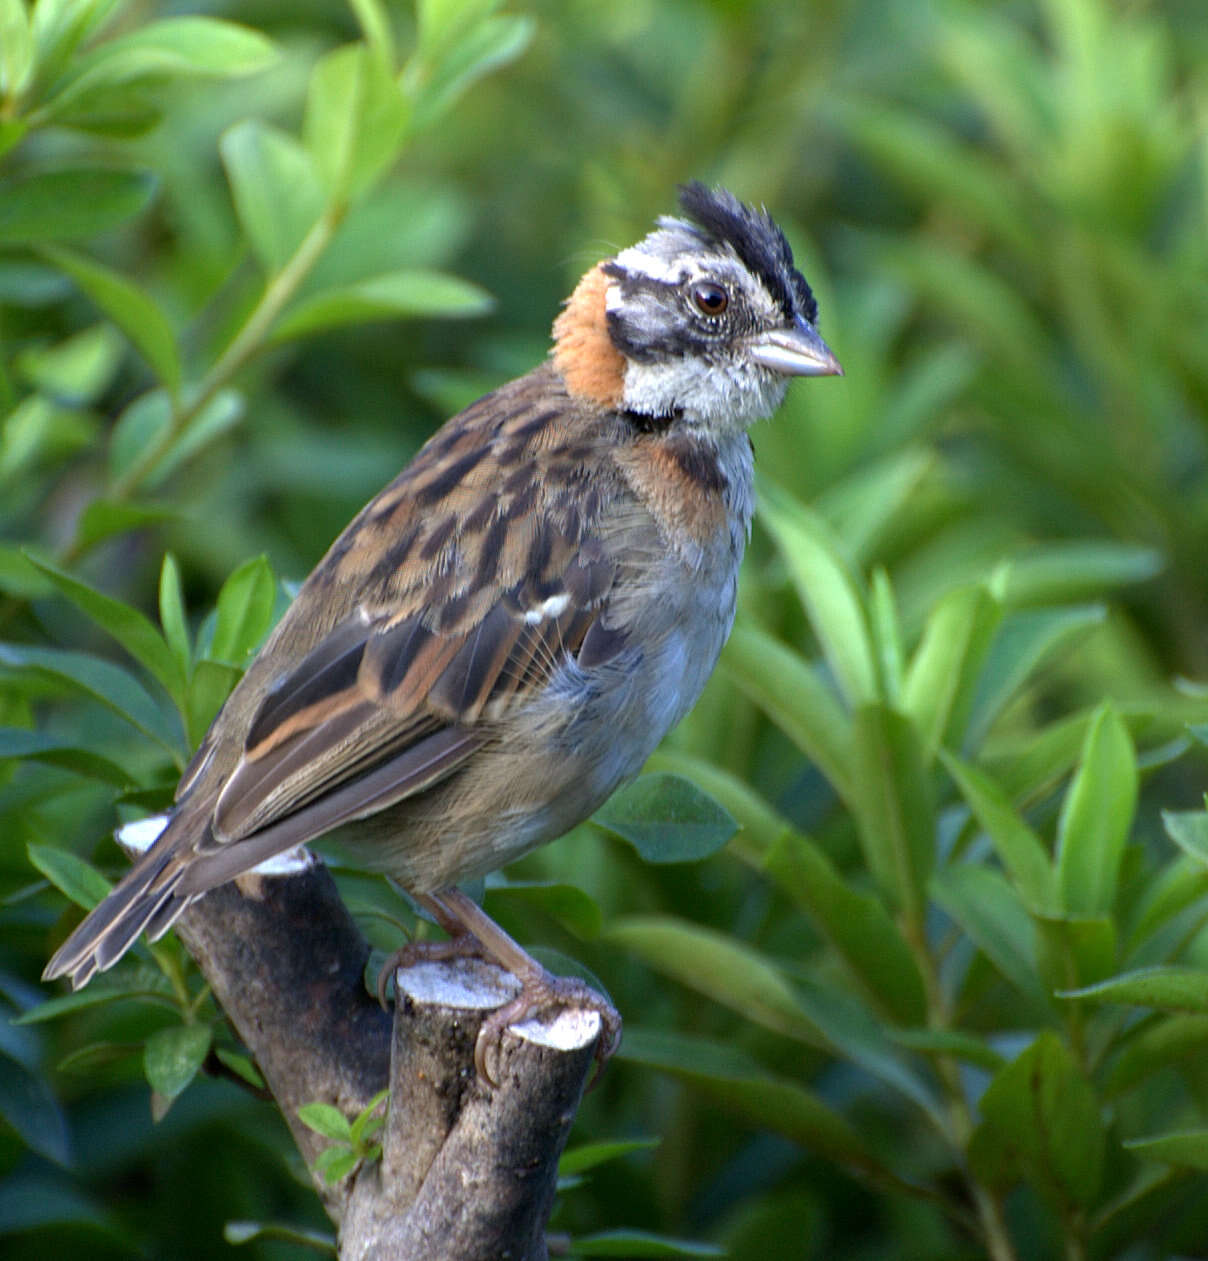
[
  {"x1": 220, "y1": 120, "x2": 324, "y2": 274},
  {"x1": 209, "y1": 555, "x2": 275, "y2": 664},
  {"x1": 1056, "y1": 702, "x2": 1137, "y2": 914},
  {"x1": 593, "y1": 774, "x2": 737, "y2": 864},
  {"x1": 941, "y1": 750, "x2": 1056, "y2": 910},
  {"x1": 158, "y1": 554, "x2": 190, "y2": 682},
  {"x1": 108, "y1": 390, "x2": 171, "y2": 486},
  {"x1": 297, "y1": 1101, "x2": 353, "y2": 1142},
  {"x1": 37, "y1": 244, "x2": 180, "y2": 393},
  {"x1": 757, "y1": 476, "x2": 878, "y2": 707},
  {"x1": 273, "y1": 269, "x2": 492, "y2": 341},
  {"x1": 0, "y1": 0, "x2": 35, "y2": 100},
  {"x1": 902, "y1": 583, "x2": 1001, "y2": 754}
]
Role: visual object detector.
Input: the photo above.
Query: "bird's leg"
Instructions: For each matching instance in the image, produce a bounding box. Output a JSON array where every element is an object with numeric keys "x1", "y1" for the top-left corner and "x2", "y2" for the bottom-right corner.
[{"x1": 378, "y1": 886, "x2": 621, "y2": 1086}]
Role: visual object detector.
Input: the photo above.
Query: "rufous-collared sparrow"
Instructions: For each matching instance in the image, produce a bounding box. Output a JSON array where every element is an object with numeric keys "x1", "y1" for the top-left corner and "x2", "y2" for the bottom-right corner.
[{"x1": 44, "y1": 183, "x2": 842, "y2": 1074}]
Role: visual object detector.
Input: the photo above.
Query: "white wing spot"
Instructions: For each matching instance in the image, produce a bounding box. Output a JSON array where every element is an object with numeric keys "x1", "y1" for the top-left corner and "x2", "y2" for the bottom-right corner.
[{"x1": 523, "y1": 592, "x2": 571, "y2": 625}]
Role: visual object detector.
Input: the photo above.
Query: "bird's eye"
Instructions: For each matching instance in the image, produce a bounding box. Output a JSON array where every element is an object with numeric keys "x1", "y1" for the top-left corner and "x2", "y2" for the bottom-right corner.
[{"x1": 691, "y1": 282, "x2": 729, "y2": 316}]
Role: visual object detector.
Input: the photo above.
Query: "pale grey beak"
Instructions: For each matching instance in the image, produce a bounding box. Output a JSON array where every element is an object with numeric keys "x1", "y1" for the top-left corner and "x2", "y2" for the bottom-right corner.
[{"x1": 749, "y1": 314, "x2": 843, "y2": 377}]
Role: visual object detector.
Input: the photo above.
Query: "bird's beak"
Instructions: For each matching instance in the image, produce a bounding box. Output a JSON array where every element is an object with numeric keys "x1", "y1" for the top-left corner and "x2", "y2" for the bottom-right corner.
[{"x1": 749, "y1": 315, "x2": 843, "y2": 377}]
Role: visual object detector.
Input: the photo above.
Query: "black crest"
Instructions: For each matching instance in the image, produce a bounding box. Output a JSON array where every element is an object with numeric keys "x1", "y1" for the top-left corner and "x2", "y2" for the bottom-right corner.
[{"x1": 677, "y1": 182, "x2": 818, "y2": 325}]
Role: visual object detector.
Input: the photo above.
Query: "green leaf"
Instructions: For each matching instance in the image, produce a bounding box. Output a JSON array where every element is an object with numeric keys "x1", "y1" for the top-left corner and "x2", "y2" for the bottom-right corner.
[
  {"x1": 29, "y1": 0, "x2": 126, "y2": 88},
  {"x1": 73, "y1": 499, "x2": 178, "y2": 552},
  {"x1": 1163, "y1": 810, "x2": 1208, "y2": 868},
  {"x1": 569, "y1": 1231, "x2": 723, "y2": 1258},
  {"x1": 849, "y1": 703, "x2": 934, "y2": 918},
  {"x1": 757, "y1": 476, "x2": 879, "y2": 707},
  {"x1": 0, "y1": 728, "x2": 134, "y2": 786},
  {"x1": 606, "y1": 916, "x2": 821, "y2": 1044},
  {"x1": 406, "y1": 13, "x2": 534, "y2": 131},
  {"x1": 941, "y1": 750, "x2": 1056, "y2": 910},
  {"x1": 209, "y1": 555, "x2": 275, "y2": 664},
  {"x1": 304, "y1": 44, "x2": 409, "y2": 202},
  {"x1": 619, "y1": 1028, "x2": 893, "y2": 1176},
  {"x1": 966, "y1": 606, "x2": 1106, "y2": 751},
  {"x1": 0, "y1": 169, "x2": 156, "y2": 244},
  {"x1": 184, "y1": 658, "x2": 241, "y2": 748},
  {"x1": 274, "y1": 268, "x2": 492, "y2": 341},
  {"x1": 16, "y1": 321, "x2": 123, "y2": 405},
  {"x1": 970, "y1": 1032, "x2": 1104, "y2": 1208},
  {"x1": 930, "y1": 864, "x2": 1051, "y2": 1009},
  {"x1": 297, "y1": 1101, "x2": 353, "y2": 1142},
  {"x1": 108, "y1": 390, "x2": 170, "y2": 485},
  {"x1": 1034, "y1": 911, "x2": 1117, "y2": 994},
  {"x1": 559, "y1": 1138, "x2": 659, "y2": 1176},
  {"x1": 1059, "y1": 966, "x2": 1208, "y2": 1013},
  {"x1": 764, "y1": 829, "x2": 926, "y2": 1025},
  {"x1": 349, "y1": 0, "x2": 395, "y2": 68},
  {"x1": 486, "y1": 881, "x2": 603, "y2": 939},
  {"x1": 890, "y1": 1028, "x2": 1006, "y2": 1072},
  {"x1": 28, "y1": 843, "x2": 112, "y2": 910},
  {"x1": 158, "y1": 554, "x2": 191, "y2": 682},
  {"x1": 991, "y1": 541, "x2": 1163, "y2": 608},
  {"x1": 0, "y1": 642, "x2": 181, "y2": 753},
  {"x1": 149, "y1": 389, "x2": 244, "y2": 487},
  {"x1": 144, "y1": 1024, "x2": 211, "y2": 1103},
  {"x1": 220, "y1": 120, "x2": 324, "y2": 274},
  {"x1": 1125, "y1": 1131, "x2": 1208, "y2": 1173},
  {"x1": 43, "y1": 16, "x2": 277, "y2": 124},
  {"x1": 37, "y1": 245, "x2": 180, "y2": 394},
  {"x1": 347, "y1": 1088, "x2": 388, "y2": 1150},
  {"x1": 901, "y1": 583, "x2": 1001, "y2": 755},
  {"x1": 1107, "y1": 1014, "x2": 1208, "y2": 1096},
  {"x1": 313, "y1": 1145, "x2": 360, "y2": 1184},
  {"x1": 593, "y1": 774, "x2": 737, "y2": 864},
  {"x1": 26, "y1": 555, "x2": 187, "y2": 709},
  {"x1": 1055, "y1": 702, "x2": 1137, "y2": 914},
  {"x1": 0, "y1": 0, "x2": 35, "y2": 100},
  {"x1": 722, "y1": 625, "x2": 853, "y2": 804}
]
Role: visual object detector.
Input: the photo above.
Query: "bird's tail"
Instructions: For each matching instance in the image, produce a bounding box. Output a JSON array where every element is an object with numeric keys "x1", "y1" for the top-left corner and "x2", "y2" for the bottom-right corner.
[{"x1": 42, "y1": 814, "x2": 199, "y2": 991}]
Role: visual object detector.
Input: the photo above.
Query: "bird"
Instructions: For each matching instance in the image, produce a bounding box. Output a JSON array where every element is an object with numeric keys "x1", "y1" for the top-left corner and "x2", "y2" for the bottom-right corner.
[{"x1": 43, "y1": 183, "x2": 842, "y2": 1077}]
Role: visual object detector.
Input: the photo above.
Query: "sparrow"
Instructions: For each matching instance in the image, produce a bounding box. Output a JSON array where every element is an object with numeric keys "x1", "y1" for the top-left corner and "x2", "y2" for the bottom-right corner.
[{"x1": 43, "y1": 183, "x2": 842, "y2": 1076}]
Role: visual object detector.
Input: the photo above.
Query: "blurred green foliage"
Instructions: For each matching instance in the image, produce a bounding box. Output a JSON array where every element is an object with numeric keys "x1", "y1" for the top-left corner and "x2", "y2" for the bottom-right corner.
[{"x1": 3, "y1": 0, "x2": 1208, "y2": 1257}]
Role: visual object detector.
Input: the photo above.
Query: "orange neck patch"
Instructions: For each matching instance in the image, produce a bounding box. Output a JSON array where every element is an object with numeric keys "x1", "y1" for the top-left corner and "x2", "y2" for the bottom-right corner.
[{"x1": 552, "y1": 264, "x2": 626, "y2": 409}]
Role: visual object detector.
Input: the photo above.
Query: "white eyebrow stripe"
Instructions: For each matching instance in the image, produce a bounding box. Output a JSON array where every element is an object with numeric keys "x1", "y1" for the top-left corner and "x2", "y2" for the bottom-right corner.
[{"x1": 523, "y1": 592, "x2": 571, "y2": 625}]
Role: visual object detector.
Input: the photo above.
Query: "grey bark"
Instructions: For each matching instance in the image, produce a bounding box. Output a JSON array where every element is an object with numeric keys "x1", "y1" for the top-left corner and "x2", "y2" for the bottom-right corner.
[{"x1": 140, "y1": 847, "x2": 599, "y2": 1258}]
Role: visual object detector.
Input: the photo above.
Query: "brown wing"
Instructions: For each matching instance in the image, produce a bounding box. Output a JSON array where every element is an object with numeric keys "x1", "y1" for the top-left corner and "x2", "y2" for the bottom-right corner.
[{"x1": 176, "y1": 368, "x2": 626, "y2": 885}]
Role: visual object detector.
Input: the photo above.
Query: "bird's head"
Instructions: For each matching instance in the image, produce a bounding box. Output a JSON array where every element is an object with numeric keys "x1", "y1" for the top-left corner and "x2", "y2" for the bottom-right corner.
[{"x1": 553, "y1": 183, "x2": 842, "y2": 433}]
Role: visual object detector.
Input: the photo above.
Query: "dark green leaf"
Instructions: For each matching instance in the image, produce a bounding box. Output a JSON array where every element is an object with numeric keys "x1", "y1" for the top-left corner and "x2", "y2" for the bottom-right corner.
[
  {"x1": 1124, "y1": 1130, "x2": 1208, "y2": 1172},
  {"x1": 559, "y1": 1138, "x2": 659, "y2": 1176},
  {"x1": 764, "y1": 829, "x2": 926, "y2": 1025},
  {"x1": 850, "y1": 703, "x2": 934, "y2": 918},
  {"x1": 26, "y1": 554, "x2": 186, "y2": 708},
  {"x1": 1107, "y1": 1014, "x2": 1208, "y2": 1095},
  {"x1": 605, "y1": 916, "x2": 820, "y2": 1043},
  {"x1": 0, "y1": 169, "x2": 155, "y2": 244},
  {"x1": 143, "y1": 1023, "x2": 211, "y2": 1099},
  {"x1": 0, "y1": 728, "x2": 134, "y2": 786},
  {"x1": 890, "y1": 1028, "x2": 1006, "y2": 1072},
  {"x1": 486, "y1": 881, "x2": 603, "y2": 939},
  {"x1": 970, "y1": 1032, "x2": 1104, "y2": 1208},
  {"x1": 593, "y1": 773, "x2": 737, "y2": 864},
  {"x1": 73, "y1": 499, "x2": 178, "y2": 551},
  {"x1": 1034, "y1": 911, "x2": 1117, "y2": 993},
  {"x1": 0, "y1": 642, "x2": 182, "y2": 753},
  {"x1": 1059, "y1": 966, "x2": 1208, "y2": 1013},
  {"x1": 0, "y1": 1053, "x2": 71, "y2": 1165},
  {"x1": 722, "y1": 625, "x2": 853, "y2": 803},
  {"x1": 569, "y1": 1231, "x2": 723, "y2": 1258}
]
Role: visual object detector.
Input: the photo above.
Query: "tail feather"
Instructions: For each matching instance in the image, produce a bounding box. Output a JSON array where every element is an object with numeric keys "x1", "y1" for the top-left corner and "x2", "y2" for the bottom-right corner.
[{"x1": 43, "y1": 817, "x2": 197, "y2": 990}]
